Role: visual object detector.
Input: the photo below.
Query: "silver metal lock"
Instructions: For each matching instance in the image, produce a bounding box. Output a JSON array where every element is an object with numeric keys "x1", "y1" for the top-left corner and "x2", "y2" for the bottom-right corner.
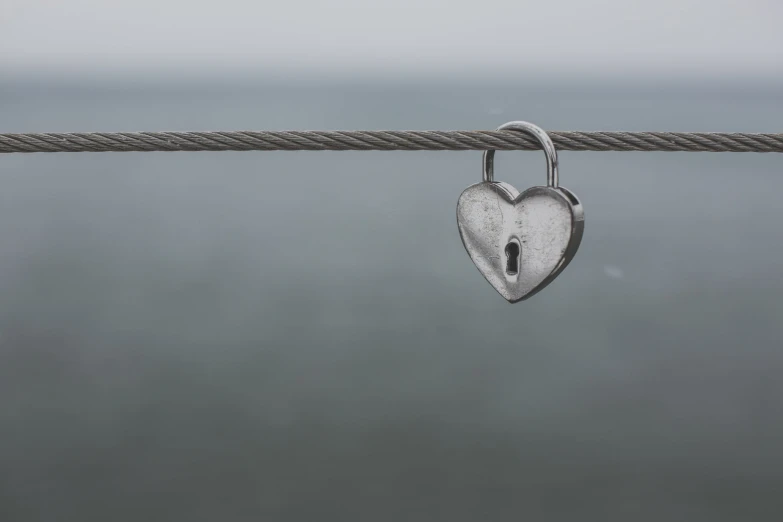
[{"x1": 456, "y1": 121, "x2": 584, "y2": 302}]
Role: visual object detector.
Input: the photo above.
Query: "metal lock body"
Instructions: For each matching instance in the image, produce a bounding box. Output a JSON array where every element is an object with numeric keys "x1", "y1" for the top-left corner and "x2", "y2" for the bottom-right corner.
[{"x1": 456, "y1": 121, "x2": 584, "y2": 302}]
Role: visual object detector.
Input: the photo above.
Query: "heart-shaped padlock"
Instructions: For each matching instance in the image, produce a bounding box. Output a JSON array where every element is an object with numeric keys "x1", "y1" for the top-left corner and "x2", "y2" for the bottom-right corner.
[{"x1": 456, "y1": 121, "x2": 584, "y2": 302}]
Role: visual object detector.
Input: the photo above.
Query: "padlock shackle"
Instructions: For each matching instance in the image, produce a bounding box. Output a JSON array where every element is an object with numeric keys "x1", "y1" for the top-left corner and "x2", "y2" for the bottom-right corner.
[{"x1": 482, "y1": 121, "x2": 559, "y2": 188}]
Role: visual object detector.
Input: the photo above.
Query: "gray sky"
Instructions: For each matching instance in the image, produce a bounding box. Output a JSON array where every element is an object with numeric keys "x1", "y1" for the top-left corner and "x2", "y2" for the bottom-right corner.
[{"x1": 1, "y1": 0, "x2": 782, "y2": 78}]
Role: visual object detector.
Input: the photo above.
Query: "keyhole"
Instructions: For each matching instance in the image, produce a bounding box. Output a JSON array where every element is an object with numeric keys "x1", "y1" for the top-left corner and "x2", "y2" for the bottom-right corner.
[{"x1": 505, "y1": 240, "x2": 520, "y2": 275}]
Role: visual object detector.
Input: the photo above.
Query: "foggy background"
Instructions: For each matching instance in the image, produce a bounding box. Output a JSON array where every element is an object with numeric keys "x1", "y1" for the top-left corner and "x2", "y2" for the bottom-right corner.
[{"x1": 1, "y1": 1, "x2": 783, "y2": 521}]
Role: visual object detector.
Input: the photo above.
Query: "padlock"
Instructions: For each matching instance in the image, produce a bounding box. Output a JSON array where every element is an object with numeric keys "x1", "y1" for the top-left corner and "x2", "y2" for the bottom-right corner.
[{"x1": 456, "y1": 121, "x2": 584, "y2": 302}]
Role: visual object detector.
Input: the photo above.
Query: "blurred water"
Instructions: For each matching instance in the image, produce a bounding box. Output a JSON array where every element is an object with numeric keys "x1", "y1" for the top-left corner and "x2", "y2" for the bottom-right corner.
[{"x1": 0, "y1": 78, "x2": 782, "y2": 521}]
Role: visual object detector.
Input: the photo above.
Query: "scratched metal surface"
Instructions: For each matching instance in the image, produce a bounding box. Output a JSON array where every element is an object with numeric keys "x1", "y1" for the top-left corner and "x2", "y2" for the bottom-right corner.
[{"x1": 457, "y1": 183, "x2": 583, "y2": 302}]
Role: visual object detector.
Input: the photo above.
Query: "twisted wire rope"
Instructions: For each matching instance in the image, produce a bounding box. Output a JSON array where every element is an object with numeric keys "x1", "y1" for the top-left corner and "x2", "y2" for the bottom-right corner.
[{"x1": 0, "y1": 130, "x2": 782, "y2": 154}]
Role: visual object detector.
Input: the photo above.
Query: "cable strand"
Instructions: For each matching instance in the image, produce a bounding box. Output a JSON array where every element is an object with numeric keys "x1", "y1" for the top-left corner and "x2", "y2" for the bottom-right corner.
[{"x1": 0, "y1": 130, "x2": 781, "y2": 154}]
